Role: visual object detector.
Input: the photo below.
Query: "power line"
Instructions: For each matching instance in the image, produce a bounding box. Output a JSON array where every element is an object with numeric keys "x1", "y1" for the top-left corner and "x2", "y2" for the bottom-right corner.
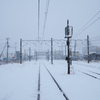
[
  {"x1": 89, "y1": 35, "x2": 100, "y2": 40},
  {"x1": 38, "y1": 0, "x2": 40, "y2": 41},
  {"x1": 42, "y1": 0, "x2": 50, "y2": 40},
  {"x1": 73, "y1": 16, "x2": 100, "y2": 39},
  {"x1": 73, "y1": 11, "x2": 100, "y2": 39},
  {"x1": 0, "y1": 43, "x2": 6, "y2": 58}
]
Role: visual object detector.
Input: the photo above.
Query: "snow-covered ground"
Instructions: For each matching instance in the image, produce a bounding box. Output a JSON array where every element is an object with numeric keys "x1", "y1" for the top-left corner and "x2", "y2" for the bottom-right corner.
[{"x1": 0, "y1": 60, "x2": 100, "y2": 100}]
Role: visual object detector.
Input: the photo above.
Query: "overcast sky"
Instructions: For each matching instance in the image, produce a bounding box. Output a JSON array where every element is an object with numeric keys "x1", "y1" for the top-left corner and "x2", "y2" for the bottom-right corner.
[{"x1": 0, "y1": 0, "x2": 100, "y2": 51}]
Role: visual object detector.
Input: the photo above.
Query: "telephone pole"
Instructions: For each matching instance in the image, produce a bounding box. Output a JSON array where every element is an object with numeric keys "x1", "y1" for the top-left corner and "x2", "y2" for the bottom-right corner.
[
  {"x1": 87, "y1": 35, "x2": 89, "y2": 63},
  {"x1": 6, "y1": 38, "x2": 9, "y2": 63}
]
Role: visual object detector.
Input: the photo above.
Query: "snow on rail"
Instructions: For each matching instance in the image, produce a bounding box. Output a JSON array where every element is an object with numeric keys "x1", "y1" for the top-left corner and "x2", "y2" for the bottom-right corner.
[{"x1": 43, "y1": 63, "x2": 69, "y2": 100}]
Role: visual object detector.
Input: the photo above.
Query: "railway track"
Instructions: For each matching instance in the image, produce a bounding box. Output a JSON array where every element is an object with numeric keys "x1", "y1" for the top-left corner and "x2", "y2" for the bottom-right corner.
[
  {"x1": 78, "y1": 70, "x2": 100, "y2": 80},
  {"x1": 73, "y1": 62, "x2": 100, "y2": 80},
  {"x1": 37, "y1": 64, "x2": 40, "y2": 100},
  {"x1": 44, "y1": 64, "x2": 69, "y2": 100},
  {"x1": 74, "y1": 62, "x2": 100, "y2": 69},
  {"x1": 37, "y1": 63, "x2": 69, "y2": 100},
  {"x1": 78, "y1": 67, "x2": 100, "y2": 76}
]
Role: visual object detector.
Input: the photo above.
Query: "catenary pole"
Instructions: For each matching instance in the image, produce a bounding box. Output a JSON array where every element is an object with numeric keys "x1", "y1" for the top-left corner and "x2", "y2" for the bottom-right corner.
[
  {"x1": 6, "y1": 38, "x2": 9, "y2": 63},
  {"x1": 87, "y1": 35, "x2": 89, "y2": 63},
  {"x1": 20, "y1": 39, "x2": 22, "y2": 64},
  {"x1": 51, "y1": 38, "x2": 53, "y2": 64},
  {"x1": 29, "y1": 47, "x2": 31, "y2": 61}
]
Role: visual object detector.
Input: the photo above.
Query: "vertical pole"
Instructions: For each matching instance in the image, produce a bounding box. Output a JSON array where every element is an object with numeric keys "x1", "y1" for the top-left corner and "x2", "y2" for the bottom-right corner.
[
  {"x1": 87, "y1": 35, "x2": 89, "y2": 63},
  {"x1": 20, "y1": 39, "x2": 22, "y2": 64},
  {"x1": 67, "y1": 20, "x2": 70, "y2": 74},
  {"x1": 48, "y1": 49, "x2": 49, "y2": 61},
  {"x1": 67, "y1": 37, "x2": 70, "y2": 74},
  {"x1": 29, "y1": 47, "x2": 31, "y2": 61},
  {"x1": 51, "y1": 38, "x2": 53, "y2": 64},
  {"x1": 6, "y1": 38, "x2": 9, "y2": 63}
]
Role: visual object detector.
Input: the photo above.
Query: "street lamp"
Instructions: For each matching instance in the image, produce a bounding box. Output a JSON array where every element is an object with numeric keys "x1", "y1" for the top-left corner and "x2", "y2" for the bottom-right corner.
[{"x1": 65, "y1": 20, "x2": 73, "y2": 74}]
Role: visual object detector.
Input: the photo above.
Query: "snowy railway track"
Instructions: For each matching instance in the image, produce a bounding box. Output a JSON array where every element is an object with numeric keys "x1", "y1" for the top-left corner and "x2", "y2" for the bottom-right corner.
[
  {"x1": 78, "y1": 68, "x2": 100, "y2": 76},
  {"x1": 43, "y1": 64, "x2": 69, "y2": 100},
  {"x1": 74, "y1": 62, "x2": 100, "y2": 69},
  {"x1": 73, "y1": 62, "x2": 100, "y2": 80},
  {"x1": 37, "y1": 64, "x2": 40, "y2": 100},
  {"x1": 37, "y1": 63, "x2": 69, "y2": 100},
  {"x1": 78, "y1": 70, "x2": 100, "y2": 80}
]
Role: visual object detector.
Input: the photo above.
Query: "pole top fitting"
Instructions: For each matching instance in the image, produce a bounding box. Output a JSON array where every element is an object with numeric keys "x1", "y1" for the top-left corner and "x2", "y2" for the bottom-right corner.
[{"x1": 67, "y1": 20, "x2": 69, "y2": 26}]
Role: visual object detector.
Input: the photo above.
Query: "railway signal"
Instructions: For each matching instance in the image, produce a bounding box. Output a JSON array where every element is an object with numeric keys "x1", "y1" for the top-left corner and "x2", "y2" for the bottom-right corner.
[{"x1": 65, "y1": 20, "x2": 73, "y2": 74}]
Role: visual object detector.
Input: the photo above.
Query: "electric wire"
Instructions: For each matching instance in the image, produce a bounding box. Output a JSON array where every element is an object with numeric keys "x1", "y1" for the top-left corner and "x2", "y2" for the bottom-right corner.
[
  {"x1": 73, "y1": 17, "x2": 100, "y2": 39},
  {"x1": 0, "y1": 43, "x2": 6, "y2": 58},
  {"x1": 73, "y1": 11, "x2": 100, "y2": 39},
  {"x1": 89, "y1": 35, "x2": 100, "y2": 40},
  {"x1": 42, "y1": 0, "x2": 50, "y2": 41},
  {"x1": 38, "y1": 0, "x2": 40, "y2": 41}
]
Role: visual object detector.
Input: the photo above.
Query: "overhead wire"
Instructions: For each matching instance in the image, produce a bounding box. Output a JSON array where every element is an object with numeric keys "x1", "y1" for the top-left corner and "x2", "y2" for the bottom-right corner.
[
  {"x1": 0, "y1": 43, "x2": 6, "y2": 58},
  {"x1": 38, "y1": 0, "x2": 40, "y2": 41},
  {"x1": 42, "y1": 0, "x2": 50, "y2": 40},
  {"x1": 89, "y1": 35, "x2": 100, "y2": 40},
  {"x1": 73, "y1": 11, "x2": 100, "y2": 39}
]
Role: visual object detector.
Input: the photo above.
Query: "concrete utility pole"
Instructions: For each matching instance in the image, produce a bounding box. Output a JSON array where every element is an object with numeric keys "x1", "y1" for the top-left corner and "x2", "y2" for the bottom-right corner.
[
  {"x1": 47, "y1": 49, "x2": 49, "y2": 61},
  {"x1": 87, "y1": 35, "x2": 89, "y2": 63},
  {"x1": 20, "y1": 39, "x2": 22, "y2": 64},
  {"x1": 51, "y1": 38, "x2": 53, "y2": 64},
  {"x1": 35, "y1": 51, "x2": 37, "y2": 61},
  {"x1": 67, "y1": 37, "x2": 70, "y2": 74},
  {"x1": 6, "y1": 38, "x2": 9, "y2": 63},
  {"x1": 29, "y1": 47, "x2": 31, "y2": 61}
]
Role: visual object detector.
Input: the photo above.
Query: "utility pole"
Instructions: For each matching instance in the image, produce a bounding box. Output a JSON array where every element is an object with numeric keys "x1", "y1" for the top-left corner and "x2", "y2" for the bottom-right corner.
[
  {"x1": 51, "y1": 38, "x2": 53, "y2": 64},
  {"x1": 87, "y1": 35, "x2": 89, "y2": 63},
  {"x1": 6, "y1": 38, "x2": 9, "y2": 63},
  {"x1": 20, "y1": 39, "x2": 22, "y2": 64},
  {"x1": 48, "y1": 49, "x2": 49, "y2": 61},
  {"x1": 67, "y1": 37, "x2": 70, "y2": 74},
  {"x1": 29, "y1": 47, "x2": 31, "y2": 61},
  {"x1": 65, "y1": 20, "x2": 73, "y2": 74}
]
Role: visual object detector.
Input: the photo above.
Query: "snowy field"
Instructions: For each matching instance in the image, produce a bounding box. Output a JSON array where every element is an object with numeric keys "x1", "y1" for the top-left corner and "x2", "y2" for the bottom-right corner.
[{"x1": 0, "y1": 60, "x2": 100, "y2": 100}]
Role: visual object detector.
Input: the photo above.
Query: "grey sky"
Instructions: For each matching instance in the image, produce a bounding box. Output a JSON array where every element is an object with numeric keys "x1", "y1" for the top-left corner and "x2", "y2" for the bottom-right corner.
[{"x1": 0, "y1": 0, "x2": 100, "y2": 51}]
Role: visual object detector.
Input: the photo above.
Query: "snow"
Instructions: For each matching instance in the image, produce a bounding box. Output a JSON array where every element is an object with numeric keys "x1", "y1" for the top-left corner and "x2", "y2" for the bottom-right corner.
[{"x1": 0, "y1": 60, "x2": 100, "y2": 100}]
